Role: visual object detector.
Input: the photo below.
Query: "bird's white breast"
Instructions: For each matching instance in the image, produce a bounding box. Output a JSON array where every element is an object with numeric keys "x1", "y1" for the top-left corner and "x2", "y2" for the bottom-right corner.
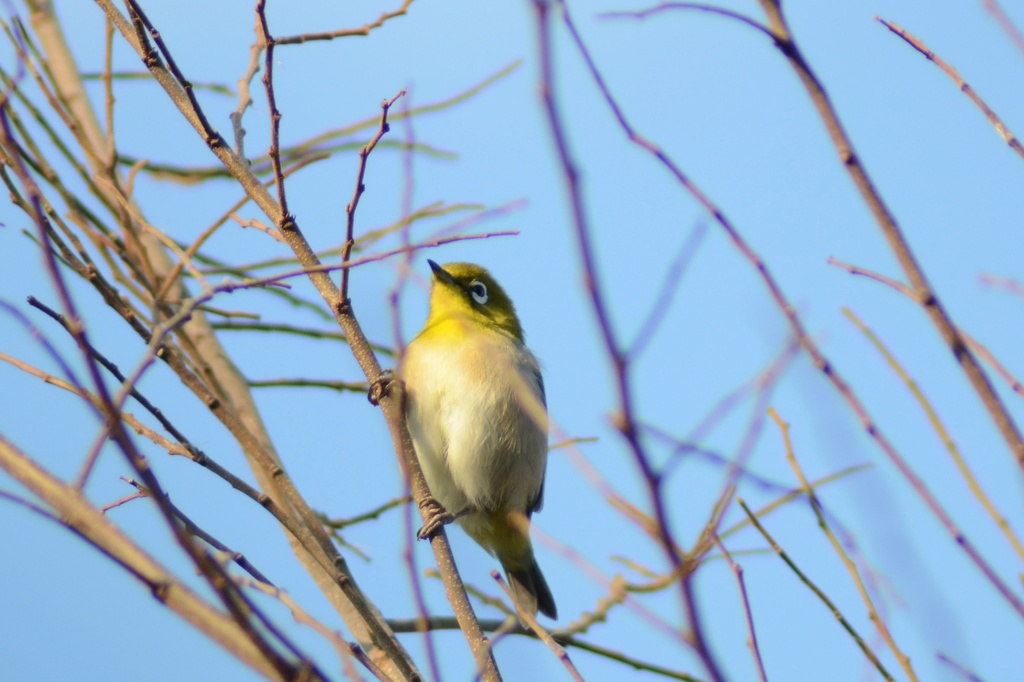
[{"x1": 403, "y1": 328, "x2": 547, "y2": 516}]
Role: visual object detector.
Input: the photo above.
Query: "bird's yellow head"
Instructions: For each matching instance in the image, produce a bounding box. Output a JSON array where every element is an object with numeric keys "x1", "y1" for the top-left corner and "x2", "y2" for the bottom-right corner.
[{"x1": 422, "y1": 260, "x2": 524, "y2": 342}]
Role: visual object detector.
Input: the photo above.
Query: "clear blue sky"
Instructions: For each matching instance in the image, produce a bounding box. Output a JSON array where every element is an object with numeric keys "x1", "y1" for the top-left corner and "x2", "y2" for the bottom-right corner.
[{"x1": 2, "y1": 1, "x2": 1023, "y2": 681}]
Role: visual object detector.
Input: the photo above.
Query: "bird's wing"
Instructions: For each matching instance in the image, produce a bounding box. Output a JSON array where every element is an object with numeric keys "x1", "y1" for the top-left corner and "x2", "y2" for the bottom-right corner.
[
  {"x1": 532, "y1": 364, "x2": 547, "y2": 408},
  {"x1": 528, "y1": 479, "x2": 545, "y2": 516},
  {"x1": 527, "y1": 364, "x2": 547, "y2": 515}
]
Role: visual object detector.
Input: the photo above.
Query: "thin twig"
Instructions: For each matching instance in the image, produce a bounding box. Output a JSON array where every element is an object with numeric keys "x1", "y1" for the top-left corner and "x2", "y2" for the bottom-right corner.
[
  {"x1": 248, "y1": 378, "x2": 369, "y2": 392},
  {"x1": 828, "y1": 257, "x2": 1024, "y2": 402},
  {"x1": 402, "y1": 475, "x2": 442, "y2": 682},
  {"x1": 628, "y1": 221, "x2": 707, "y2": 358},
  {"x1": 123, "y1": 0, "x2": 221, "y2": 148},
  {"x1": 231, "y1": 12, "x2": 264, "y2": 158},
  {"x1": 101, "y1": 17, "x2": 115, "y2": 171},
  {"x1": 101, "y1": 489, "x2": 146, "y2": 512},
  {"x1": 538, "y1": 3, "x2": 721, "y2": 677},
  {"x1": 93, "y1": 1, "x2": 503, "y2": 675},
  {"x1": 0, "y1": 436, "x2": 285, "y2": 679},
  {"x1": 323, "y1": 496, "x2": 411, "y2": 531},
  {"x1": 211, "y1": 320, "x2": 395, "y2": 357},
  {"x1": 255, "y1": 0, "x2": 289, "y2": 222},
  {"x1": 565, "y1": 0, "x2": 1024, "y2": 622},
  {"x1": 691, "y1": 339, "x2": 799, "y2": 564},
  {"x1": 768, "y1": 408, "x2": 916, "y2": 680},
  {"x1": 982, "y1": 0, "x2": 1024, "y2": 58},
  {"x1": 492, "y1": 571, "x2": 585, "y2": 682},
  {"x1": 186, "y1": 228, "x2": 520, "y2": 296},
  {"x1": 757, "y1": 0, "x2": 1024, "y2": 476},
  {"x1": 877, "y1": 18, "x2": 1024, "y2": 161},
  {"x1": 241, "y1": 579, "x2": 378, "y2": 682},
  {"x1": 979, "y1": 273, "x2": 1024, "y2": 302},
  {"x1": 341, "y1": 90, "x2": 406, "y2": 302},
  {"x1": 841, "y1": 309, "x2": 1024, "y2": 564},
  {"x1": 276, "y1": 0, "x2": 414, "y2": 45},
  {"x1": 737, "y1": 498, "x2": 895, "y2": 681},
  {"x1": 717, "y1": 465, "x2": 872, "y2": 543},
  {"x1": 710, "y1": 534, "x2": 768, "y2": 682},
  {"x1": 113, "y1": 477, "x2": 276, "y2": 586},
  {"x1": 599, "y1": 2, "x2": 772, "y2": 37},
  {"x1": 80, "y1": 70, "x2": 235, "y2": 95},
  {"x1": 936, "y1": 651, "x2": 985, "y2": 682},
  {"x1": 116, "y1": 55, "x2": 520, "y2": 181},
  {"x1": 391, "y1": 614, "x2": 706, "y2": 680},
  {"x1": 0, "y1": 299, "x2": 89, "y2": 406},
  {"x1": 231, "y1": 213, "x2": 284, "y2": 241}
]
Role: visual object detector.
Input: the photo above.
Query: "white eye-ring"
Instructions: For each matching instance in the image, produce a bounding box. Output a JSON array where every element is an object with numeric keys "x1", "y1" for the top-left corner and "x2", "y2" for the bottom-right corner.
[{"x1": 469, "y1": 280, "x2": 488, "y2": 305}]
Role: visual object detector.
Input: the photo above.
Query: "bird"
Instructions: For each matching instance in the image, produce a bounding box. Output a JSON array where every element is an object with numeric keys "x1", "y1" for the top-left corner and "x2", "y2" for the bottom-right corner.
[{"x1": 401, "y1": 259, "x2": 557, "y2": 620}]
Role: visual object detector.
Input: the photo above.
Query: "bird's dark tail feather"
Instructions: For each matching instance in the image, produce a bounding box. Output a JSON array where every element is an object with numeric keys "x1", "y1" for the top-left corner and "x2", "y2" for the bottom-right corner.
[{"x1": 505, "y1": 557, "x2": 557, "y2": 620}]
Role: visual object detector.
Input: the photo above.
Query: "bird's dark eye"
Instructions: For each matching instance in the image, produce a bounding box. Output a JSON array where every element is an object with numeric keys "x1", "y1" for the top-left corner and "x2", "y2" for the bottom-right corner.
[{"x1": 469, "y1": 280, "x2": 488, "y2": 305}]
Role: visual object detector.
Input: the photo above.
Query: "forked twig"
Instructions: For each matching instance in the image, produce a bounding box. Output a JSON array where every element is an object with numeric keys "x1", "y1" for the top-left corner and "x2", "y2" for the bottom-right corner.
[
  {"x1": 828, "y1": 257, "x2": 1024, "y2": 402},
  {"x1": 341, "y1": 90, "x2": 406, "y2": 302},
  {"x1": 841, "y1": 309, "x2": 1024, "y2": 564},
  {"x1": 568, "y1": 0, "x2": 1024, "y2": 621},
  {"x1": 255, "y1": 0, "x2": 290, "y2": 221},
  {"x1": 768, "y1": 408, "x2": 916, "y2": 680},
  {"x1": 533, "y1": 3, "x2": 725, "y2": 679},
  {"x1": 737, "y1": 498, "x2": 895, "y2": 681},
  {"x1": 755, "y1": 0, "x2": 1024, "y2": 476}
]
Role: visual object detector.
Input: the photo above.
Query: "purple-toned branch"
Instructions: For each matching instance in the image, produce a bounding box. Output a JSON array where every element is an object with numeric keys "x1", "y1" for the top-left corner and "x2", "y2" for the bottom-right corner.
[
  {"x1": 555, "y1": 0, "x2": 1024, "y2": 625},
  {"x1": 1, "y1": 100, "x2": 309, "y2": 679},
  {"x1": 342, "y1": 90, "x2": 406, "y2": 302},
  {"x1": 600, "y1": 2, "x2": 771, "y2": 37},
  {"x1": 738, "y1": 499, "x2": 895, "y2": 681},
  {"x1": 711, "y1": 534, "x2": 768, "y2": 682},
  {"x1": 982, "y1": 0, "x2": 1024, "y2": 57},
  {"x1": 829, "y1": 258, "x2": 1024, "y2": 401},
  {"x1": 877, "y1": 18, "x2": 1024, "y2": 161},
  {"x1": 755, "y1": 0, "x2": 1024, "y2": 477},
  {"x1": 538, "y1": 3, "x2": 726, "y2": 680},
  {"x1": 255, "y1": 1, "x2": 290, "y2": 221}
]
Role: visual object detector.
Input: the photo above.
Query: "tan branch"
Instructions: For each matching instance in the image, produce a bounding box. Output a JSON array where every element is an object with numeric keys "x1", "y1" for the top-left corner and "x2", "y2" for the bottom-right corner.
[{"x1": 0, "y1": 435, "x2": 282, "y2": 679}]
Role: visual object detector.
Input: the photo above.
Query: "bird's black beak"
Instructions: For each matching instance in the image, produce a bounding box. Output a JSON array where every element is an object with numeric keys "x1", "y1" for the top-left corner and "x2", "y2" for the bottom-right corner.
[{"x1": 427, "y1": 259, "x2": 455, "y2": 286}]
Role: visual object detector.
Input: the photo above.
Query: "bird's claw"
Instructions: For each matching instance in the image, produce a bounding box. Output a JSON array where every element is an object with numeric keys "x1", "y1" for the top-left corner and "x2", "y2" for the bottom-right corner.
[
  {"x1": 367, "y1": 369, "x2": 395, "y2": 406},
  {"x1": 416, "y1": 496, "x2": 456, "y2": 540}
]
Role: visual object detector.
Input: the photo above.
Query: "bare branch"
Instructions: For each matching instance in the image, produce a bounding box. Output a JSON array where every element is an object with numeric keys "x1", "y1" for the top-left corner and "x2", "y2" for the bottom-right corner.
[
  {"x1": 828, "y1": 257, "x2": 1024, "y2": 402},
  {"x1": 255, "y1": 1, "x2": 290, "y2": 220},
  {"x1": 841, "y1": 310, "x2": 1024, "y2": 565},
  {"x1": 737, "y1": 498, "x2": 895, "y2": 681},
  {"x1": 710, "y1": 534, "x2": 768, "y2": 682},
  {"x1": 756, "y1": 0, "x2": 1024, "y2": 476},
  {"x1": 769, "y1": 408, "x2": 917, "y2": 680},
  {"x1": 599, "y1": 2, "x2": 772, "y2": 37},
  {"x1": 342, "y1": 90, "x2": 406, "y2": 302},
  {"x1": 982, "y1": 0, "x2": 1024, "y2": 57},
  {"x1": 493, "y1": 571, "x2": 585, "y2": 682},
  {"x1": 877, "y1": 17, "x2": 1024, "y2": 161},
  {"x1": 0, "y1": 435, "x2": 286, "y2": 679},
  {"x1": 276, "y1": 0, "x2": 414, "y2": 45}
]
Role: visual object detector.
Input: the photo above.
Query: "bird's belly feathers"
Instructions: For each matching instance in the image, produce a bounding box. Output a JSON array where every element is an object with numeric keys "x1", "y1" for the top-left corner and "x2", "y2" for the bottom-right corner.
[{"x1": 403, "y1": 333, "x2": 547, "y2": 516}]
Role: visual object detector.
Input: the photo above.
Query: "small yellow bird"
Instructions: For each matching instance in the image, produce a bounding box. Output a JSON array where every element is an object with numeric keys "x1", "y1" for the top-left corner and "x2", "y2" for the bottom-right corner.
[{"x1": 402, "y1": 260, "x2": 556, "y2": 619}]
